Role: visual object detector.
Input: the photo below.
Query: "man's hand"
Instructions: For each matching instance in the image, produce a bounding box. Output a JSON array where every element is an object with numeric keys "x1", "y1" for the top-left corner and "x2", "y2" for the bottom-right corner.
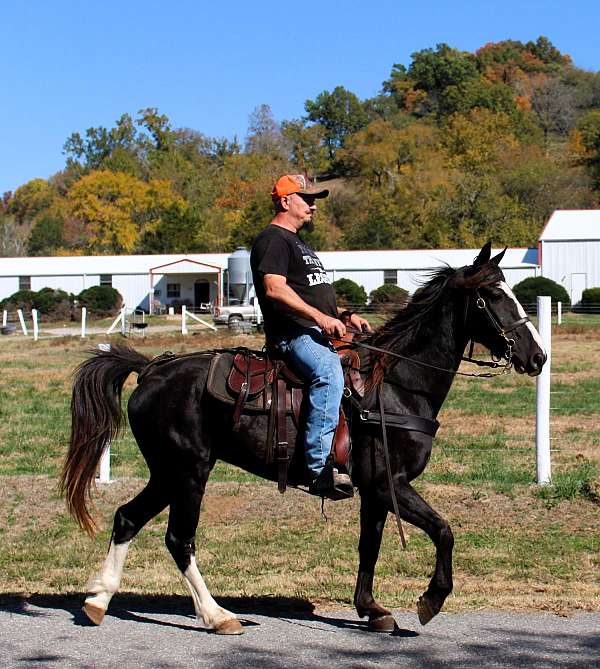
[
  {"x1": 349, "y1": 313, "x2": 373, "y2": 333},
  {"x1": 315, "y1": 314, "x2": 346, "y2": 339}
]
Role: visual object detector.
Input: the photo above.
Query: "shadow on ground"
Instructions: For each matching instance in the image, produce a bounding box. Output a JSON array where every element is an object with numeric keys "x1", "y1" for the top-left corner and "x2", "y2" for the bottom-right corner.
[{"x1": 2, "y1": 593, "x2": 599, "y2": 669}]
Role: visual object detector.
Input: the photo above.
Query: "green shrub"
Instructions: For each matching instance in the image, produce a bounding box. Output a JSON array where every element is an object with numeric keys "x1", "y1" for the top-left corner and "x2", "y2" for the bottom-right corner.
[
  {"x1": 332, "y1": 278, "x2": 367, "y2": 306},
  {"x1": 512, "y1": 277, "x2": 570, "y2": 311},
  {"x1": 581, "y1": 287, "x2": 600, "y2": 304},
  {"x1": 369, "y1": 284, "x2": 408, "y2": 312},
  {"x1": 0, "y1": 290, "x2": 37, "y2": 312},
  {"x1": 0, "y1": 287, "x2": 72, "y2": 321},
  {"x1": 77, "y1": 285, "x2": 123, "y2": 315},
  {"x1": 34, "y1": 288, "x2": 71, "y2": 317}
]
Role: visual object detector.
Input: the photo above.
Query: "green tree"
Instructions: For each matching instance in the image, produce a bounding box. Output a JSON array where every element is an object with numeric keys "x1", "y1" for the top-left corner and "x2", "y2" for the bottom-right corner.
[
  {"x1": 571, "y1": 110, "x2": 600, "y2": 188},
  {"x1": 407, "y1": 43, "x2": 479, "y2": 113},
  {"x1": 27, "y1": 215, "x2": 65, "y2": 255},
  {"x1": 305, "y1": 86, "x2": 369, "y2": 165},
  {"x1": 137, "y1": 203, "x2": 209, "y2": 253},
  {"x1": 281, "y1": 120, "x2": 330, "y2": 177}
]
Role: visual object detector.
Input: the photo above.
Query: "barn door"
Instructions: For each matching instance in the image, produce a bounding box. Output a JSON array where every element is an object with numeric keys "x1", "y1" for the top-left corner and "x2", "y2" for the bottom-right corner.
[{"x1": 571, "y1": 273, "x2": 587, "y2": 305}]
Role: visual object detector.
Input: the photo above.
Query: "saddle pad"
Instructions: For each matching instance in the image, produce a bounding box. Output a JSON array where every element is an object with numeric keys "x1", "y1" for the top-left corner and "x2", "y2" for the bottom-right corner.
[{"x1": 207, "y1": 352, "x2": 271, "y2": 412}]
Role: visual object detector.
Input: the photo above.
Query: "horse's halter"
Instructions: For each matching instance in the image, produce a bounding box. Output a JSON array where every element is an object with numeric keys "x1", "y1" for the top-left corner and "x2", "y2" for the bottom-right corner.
[{"x1": 461, "y1": 288, "x2": 531, "y2": 371}]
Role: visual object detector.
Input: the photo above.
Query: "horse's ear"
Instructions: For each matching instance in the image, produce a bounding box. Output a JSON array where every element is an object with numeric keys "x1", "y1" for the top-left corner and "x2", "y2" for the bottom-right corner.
[
  {"x1": 473, "y1": 241, "x2": 492, "y2": 266},
  {"x1": 491, "y1": 247, "x2": 507, "y2": 266}
]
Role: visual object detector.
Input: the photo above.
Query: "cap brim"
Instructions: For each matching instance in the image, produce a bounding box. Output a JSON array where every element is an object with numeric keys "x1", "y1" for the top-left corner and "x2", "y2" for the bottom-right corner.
[{"x1": 298, "y1": 189, "x2": 329, "y2": 199}]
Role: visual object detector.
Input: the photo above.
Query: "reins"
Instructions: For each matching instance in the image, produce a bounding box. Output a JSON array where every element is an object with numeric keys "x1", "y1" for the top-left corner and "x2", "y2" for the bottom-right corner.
[
  {"x1": 331, "y1": 290, "x2": 532, "y2": 551},
  {"x1": 336, "y1": 289, "x2": 529, "y2": 379}
]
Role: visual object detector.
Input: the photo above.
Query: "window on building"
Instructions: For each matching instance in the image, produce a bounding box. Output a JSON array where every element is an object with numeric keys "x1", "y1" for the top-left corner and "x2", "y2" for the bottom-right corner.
[
  {"x1": 19, "y1": 276, "x2": 31, "y2": 290},
  {"x1": 383, "y1": 270, "x2": 398, "y2": 285},
  {"x1": 100, "y1": 274, "x2": 112, "y2": 287},
  {"x1": 167, "y1": 283, "x2": 181, "y2": 298}
]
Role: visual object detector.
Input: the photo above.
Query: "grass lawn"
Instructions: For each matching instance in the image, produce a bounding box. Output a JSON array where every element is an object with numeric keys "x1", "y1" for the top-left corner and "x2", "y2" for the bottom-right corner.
[{"x1": 0, "y1": 327, "x2": 599, "y2": 615}]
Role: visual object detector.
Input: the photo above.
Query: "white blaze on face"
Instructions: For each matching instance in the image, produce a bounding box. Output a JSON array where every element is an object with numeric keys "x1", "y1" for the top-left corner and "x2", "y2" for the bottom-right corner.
[{"x1": 498, "y1": 281, "x2": 546, "y2": 354}]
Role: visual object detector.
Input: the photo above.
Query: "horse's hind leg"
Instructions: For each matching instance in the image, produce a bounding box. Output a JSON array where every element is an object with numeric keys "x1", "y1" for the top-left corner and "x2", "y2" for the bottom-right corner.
[
  {"x1": 83, "y1": 477, "x2": 169, "y2": 625},
  {"x1": 391, "y1": 479, "x2": 454, "y2": 625},
  {"x1": 165, "y1": 476, "x2": 243, "y2": 635},
  {"x1": 354, "y1": 492, "x2": 396, "y2": 632}
]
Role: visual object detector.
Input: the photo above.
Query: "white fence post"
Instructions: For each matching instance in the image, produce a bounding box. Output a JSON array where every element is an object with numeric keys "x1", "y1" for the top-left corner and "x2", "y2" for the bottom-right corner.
[
  {"x1": 32, "y1": 309, "x2": 39, "y2": 341},
  {"x1": 2, "y1": 310, "x2": 6, "y2": 327},
  {"x1": 17, "y1": 309, "x2": 28, "y2": 335},
  {"x1": 557, "y1": 301, "x2": 562, "y2": 326},
  {"x1": 81, "y1": 307, "x2": 87, "y2": 338},
  {"x1": 536, "y1": 296, "x2": 552, "y2": 485},
  {"x1": 181, "y1": 305, "x2": 188, "y2": 335},
  {"x1": 98, "y1": 447, "x2": 111, "y2": 483}
]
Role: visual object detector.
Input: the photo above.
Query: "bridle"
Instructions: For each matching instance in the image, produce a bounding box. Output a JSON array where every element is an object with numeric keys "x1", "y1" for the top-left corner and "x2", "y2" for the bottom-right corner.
[
  {"x1": 460, "y1": 289, "x2": 531, "y2": 374},
  {"x1": 337, "y1": 287, "x2": 531, "y2": 379}
]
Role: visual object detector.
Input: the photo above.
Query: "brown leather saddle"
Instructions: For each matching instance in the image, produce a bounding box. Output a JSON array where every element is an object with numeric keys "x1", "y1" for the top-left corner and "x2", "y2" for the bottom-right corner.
[{"x1": 206, "y1": 346, "x2": 365, "y2": 493}]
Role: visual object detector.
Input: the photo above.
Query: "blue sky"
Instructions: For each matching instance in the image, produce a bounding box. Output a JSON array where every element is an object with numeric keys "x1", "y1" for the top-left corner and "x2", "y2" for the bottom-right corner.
[{"x1": 1, "y1": 0, "x2": 599, "y2": 194}]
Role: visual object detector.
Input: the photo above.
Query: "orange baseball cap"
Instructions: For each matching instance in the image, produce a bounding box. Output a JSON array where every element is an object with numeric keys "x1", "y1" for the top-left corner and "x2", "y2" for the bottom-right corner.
[{"x1": 271, "y1": 174, "x2": 329, "y2": 199}]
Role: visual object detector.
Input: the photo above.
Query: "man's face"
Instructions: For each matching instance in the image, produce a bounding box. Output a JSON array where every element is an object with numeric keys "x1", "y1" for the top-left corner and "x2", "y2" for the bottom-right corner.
[{"x1": 283, "y1": 192, "x2": 317, "y2": 232}]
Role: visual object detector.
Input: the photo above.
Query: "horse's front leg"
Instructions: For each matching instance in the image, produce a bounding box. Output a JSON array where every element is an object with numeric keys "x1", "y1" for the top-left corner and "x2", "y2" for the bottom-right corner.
[
  {"x1": 354, "y1": 491, "x2": 396, "y2": 632},
  {"x1": 389, "y1": 478, "x2": 454, "y2": 625}
]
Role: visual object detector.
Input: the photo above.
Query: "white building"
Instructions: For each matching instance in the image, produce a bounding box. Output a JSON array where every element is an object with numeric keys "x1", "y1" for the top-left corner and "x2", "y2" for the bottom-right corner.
[
  {"x1": 0, "y1": 253, "x2": 228, "y2": 313},
  {"x1": 0, "y1": 246, "x2": 538, "y2": 313},
  {"x1": 539, "y1": 210, "x2": 600, "y2": 304}
]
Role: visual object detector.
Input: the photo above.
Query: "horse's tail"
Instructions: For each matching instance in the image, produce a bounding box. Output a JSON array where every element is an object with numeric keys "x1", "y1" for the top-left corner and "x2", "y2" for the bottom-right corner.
[{"x1": 60, "y1": 344, "x2": 150, "y2": 535}]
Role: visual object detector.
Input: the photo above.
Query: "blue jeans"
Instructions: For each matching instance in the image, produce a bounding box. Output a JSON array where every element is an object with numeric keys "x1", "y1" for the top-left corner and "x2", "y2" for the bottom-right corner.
[{"x1": 276, "y1": 329, "x2": 344, "y2": 478}]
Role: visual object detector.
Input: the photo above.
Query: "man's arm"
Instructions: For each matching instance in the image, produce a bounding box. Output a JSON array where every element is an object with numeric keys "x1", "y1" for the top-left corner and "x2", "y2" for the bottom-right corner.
[{"x1": 263, "y1": 274, "x2": 346, "y2": 338}]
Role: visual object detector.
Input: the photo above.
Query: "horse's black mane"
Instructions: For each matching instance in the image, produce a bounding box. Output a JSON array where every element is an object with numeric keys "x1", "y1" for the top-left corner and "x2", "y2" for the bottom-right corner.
[{"x1": 369, "y1": 262, "x2": 503, "y2": 352}]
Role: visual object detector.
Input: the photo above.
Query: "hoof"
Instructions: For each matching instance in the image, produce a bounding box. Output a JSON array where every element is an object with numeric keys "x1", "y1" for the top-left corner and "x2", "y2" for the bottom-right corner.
[
  {"x1": 215, "y1": 618, "x2": 244, "y2": 635},
  {"x1": 417, "y1": 596, "x2": 435, "y2": 626},
  {"x1": 83, "y1": 602, "x2": 106, "y2": 626},
  {"x1": 368, "y1": 614, "x2": 396, "y2": 633}
]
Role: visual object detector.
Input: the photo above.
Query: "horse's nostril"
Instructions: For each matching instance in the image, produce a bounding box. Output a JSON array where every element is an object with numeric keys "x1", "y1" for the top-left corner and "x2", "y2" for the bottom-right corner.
[{"x1": 532, "y1": 352, "x2": 545, "y2": 369}]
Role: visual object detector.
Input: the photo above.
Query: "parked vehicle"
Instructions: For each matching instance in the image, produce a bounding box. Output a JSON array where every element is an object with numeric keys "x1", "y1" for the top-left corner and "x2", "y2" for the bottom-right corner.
[{"x1": 212, "y1": 298, "x2": 262, "y2": 326}]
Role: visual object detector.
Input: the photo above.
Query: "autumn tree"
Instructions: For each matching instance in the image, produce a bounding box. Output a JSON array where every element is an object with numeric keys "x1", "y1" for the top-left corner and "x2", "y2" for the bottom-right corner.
[
  {"x1": 531, "y1": 77, "x2": 576, "y2": 153},
  {"x1": 8, "y1": 179, "x2": 58, "y2": 224},
  {"x1": 65, "y1": 170, "x2": 184, "y2": 253}
]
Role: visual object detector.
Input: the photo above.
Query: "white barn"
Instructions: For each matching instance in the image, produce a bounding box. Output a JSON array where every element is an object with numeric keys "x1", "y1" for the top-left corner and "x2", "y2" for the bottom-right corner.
[
  {"x1": 0, "y1": 246, "x2": 538, "y2": 313},
  {"x1": 539, "y1": 210, "x2": 600, "y2": 304}
]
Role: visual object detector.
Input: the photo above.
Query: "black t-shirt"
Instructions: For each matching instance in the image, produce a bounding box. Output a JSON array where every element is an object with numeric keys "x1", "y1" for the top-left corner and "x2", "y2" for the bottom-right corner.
[{"x1": 250, "y1": 225, "x2": 338, "y2": 341}]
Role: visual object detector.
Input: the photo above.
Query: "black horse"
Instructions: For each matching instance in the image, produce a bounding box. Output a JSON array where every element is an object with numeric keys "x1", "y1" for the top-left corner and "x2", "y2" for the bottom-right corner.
[{"x1": 61, "y1": 242, "x2": 546, "y2": 635}]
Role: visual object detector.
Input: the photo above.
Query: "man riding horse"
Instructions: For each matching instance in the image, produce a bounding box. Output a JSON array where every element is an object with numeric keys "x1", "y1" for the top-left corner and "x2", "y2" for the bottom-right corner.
[{"x1": 250, "y1": 174, "x2": 372, "y2": 500}]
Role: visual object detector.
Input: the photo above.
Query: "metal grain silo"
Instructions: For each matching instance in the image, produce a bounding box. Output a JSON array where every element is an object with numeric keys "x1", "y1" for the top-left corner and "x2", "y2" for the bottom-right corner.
[{"x1": 227, "y1": 247, "x2": 252, "y2": 304}]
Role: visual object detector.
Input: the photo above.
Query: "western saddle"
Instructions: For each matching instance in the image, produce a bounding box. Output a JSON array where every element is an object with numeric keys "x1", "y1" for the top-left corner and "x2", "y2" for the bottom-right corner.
[{"x1": 205, "y1": 345, "x2": 365, "y2": 494}]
